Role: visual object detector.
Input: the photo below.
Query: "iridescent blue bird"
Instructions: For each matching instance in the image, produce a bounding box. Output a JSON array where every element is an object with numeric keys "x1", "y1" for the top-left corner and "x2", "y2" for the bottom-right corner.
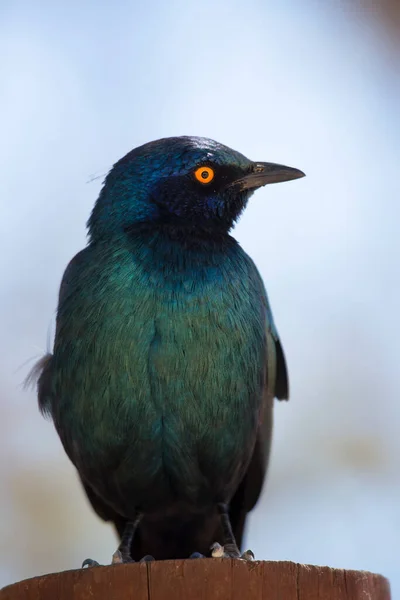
[{"x1": 34, "y1": 136, "x2": 304, "y2": 564}]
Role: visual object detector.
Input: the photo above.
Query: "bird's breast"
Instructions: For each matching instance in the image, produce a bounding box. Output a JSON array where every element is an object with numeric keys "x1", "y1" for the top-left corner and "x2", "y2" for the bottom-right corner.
[{"x1": 53, "y1": 238, "x2": 267, "y2": 512}]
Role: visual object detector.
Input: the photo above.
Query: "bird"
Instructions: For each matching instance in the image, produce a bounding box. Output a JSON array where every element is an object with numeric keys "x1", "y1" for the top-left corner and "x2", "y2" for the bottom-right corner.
[{"x1": 32, "y1": 136, "x2": 304, "y2": 565}]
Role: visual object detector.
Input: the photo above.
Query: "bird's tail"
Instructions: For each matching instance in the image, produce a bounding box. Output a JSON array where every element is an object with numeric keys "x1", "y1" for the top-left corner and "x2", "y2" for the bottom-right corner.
[{"x1": 24, "y1": 353, "x2": 54, "y2": 416}]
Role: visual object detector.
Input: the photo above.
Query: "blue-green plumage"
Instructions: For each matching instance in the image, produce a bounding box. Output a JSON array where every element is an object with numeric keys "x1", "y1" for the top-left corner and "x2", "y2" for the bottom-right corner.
[{"x1": 35, "y1": 136, "x2": 304, "y2": 560}]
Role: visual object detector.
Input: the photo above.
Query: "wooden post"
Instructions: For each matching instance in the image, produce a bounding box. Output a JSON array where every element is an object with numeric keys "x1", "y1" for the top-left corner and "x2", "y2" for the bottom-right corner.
[{"x1": 0, "y1": 560, "x2": 391, "y2": 600}]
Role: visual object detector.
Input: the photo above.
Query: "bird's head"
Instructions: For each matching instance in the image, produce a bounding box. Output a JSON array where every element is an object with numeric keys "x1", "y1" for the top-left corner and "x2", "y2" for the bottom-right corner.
[{"x1": 88, "y1": 136, "x2": 304, "y2": 240}]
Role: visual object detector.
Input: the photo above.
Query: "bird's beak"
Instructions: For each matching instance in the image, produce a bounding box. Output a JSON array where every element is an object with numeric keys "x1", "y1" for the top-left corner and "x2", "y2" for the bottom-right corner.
[{"x1": 232, "y1": 162, "x2": 305, "y2": 190}]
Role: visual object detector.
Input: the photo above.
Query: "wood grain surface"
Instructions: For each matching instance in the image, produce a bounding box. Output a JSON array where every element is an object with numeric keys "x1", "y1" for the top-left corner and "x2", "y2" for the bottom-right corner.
[{"x1": 0, "y1": 559, "x2": 391, "y2": 600}]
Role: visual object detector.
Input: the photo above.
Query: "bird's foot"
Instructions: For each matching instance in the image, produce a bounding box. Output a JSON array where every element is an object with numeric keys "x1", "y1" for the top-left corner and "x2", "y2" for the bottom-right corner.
[
  {"x1": 82, "y1": 518, "x2": 146, "y2": 568},
  {"x1": 189, "y1": 552, "x2": 205, "y2": 559},
  {"x1": 82, "y1": 558, "x2": 101, "y2": 568},
  {"x1": 112, "y1": 551, "x2": 155, "y2": 564},
  {"x1": 241, "y1": 549, "x2": 255, "y2": 561},
  {"x1": 112, "y1": 549, "x2": 133, "y2": 564},
  {"x1": 210, "y1": 542, "x2": 254, "y2": 561},
  {"x1": 82, "y1": 551, "x2": 155, "y2": 568},
  {"x1": 81, "y1": 553, "x2": 129, "y2": 568},
  {"x1": 81, "y1": 550, "x2": 134, "y2": 568}
]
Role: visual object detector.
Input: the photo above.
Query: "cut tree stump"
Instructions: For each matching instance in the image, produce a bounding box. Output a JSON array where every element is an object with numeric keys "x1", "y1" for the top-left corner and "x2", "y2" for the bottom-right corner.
[{"x1": 0, "y1": 560, "x2": 391, "y2": 600}]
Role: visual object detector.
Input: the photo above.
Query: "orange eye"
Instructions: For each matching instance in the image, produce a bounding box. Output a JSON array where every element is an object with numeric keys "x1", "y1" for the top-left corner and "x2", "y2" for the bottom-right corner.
[{"x1": 194, "y1": 166, "x2": 215, "y2": 184}]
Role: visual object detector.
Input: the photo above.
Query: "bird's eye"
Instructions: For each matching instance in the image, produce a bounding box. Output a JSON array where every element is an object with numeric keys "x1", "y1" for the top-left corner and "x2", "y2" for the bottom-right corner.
[{"x1": 194, "y1": 166, "x2": 215, "y2": 184}]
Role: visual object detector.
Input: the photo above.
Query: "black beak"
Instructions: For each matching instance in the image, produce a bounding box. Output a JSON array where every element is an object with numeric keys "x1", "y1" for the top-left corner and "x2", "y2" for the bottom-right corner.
[{"x1": 232, "y1": 162, "x2": 305, "y2": 190}]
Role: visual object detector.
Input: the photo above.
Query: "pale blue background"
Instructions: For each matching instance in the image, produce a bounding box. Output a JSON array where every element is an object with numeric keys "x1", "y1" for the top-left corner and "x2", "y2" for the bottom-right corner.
[{"x1": 1, "y1": 0, "x2": 399, "y2": 595}]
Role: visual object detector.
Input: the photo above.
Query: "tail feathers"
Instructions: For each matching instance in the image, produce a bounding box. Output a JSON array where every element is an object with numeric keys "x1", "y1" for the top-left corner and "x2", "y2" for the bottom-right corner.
[
  {"x1": 24, "y1": 353, "x2": 54, "y2": 417},
  {"x1": 275, "y1": 338, "x2": 289, "y2": 400}
]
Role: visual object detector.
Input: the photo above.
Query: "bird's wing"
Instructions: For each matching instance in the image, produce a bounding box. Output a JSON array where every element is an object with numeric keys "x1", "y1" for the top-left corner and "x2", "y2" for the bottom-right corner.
[
  {"x1": 230, "y1": 289, "x2": 289, "y2": 549},
  {"x1": 33, "y1": 349, "x2": 128, "y2": 536},
  {"x1": 34, "y1": 250, "x2": 85, "y2": 423}
]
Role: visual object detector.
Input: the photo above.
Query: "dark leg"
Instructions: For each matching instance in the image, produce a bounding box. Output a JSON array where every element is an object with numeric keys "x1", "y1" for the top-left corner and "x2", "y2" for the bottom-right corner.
[
  {"x1": 217, "y1": 503, "x2": 241, "y2": 557},
  {"x1": 210, "y1": 503, "x2": 254, "y2": 561},
  {"x1": 82, "y1": 514, "x2": 143, "y2": 568},
  {"x1": 112, "y1": 515, "x2": 143, "y2": 563}
]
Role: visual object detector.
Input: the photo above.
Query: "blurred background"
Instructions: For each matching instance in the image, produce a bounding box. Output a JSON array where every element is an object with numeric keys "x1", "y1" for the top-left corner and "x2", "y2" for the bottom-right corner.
[{"x1": 1, "y1": 0, "x2": 399, "y2": 594}]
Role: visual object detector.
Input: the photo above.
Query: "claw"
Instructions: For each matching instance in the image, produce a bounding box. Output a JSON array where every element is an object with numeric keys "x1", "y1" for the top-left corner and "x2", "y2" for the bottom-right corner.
[
  {"x1": 82, "y1": 546, "x2": 137, "y2": 568},
  {"x1": 210, "y1": 542, "x2": 255, "y2": 560},
  {"x1": 112, "y1": 550, "x2": 124, "y2": 564},
  {"x1": 210, "y1": 542, "x2": 225, "y2": 558},
  {"x1": 241, "y1": 549, "x2": 255, "y2": 561},
  {"x1": 189, "y1": 552, "x2": 205, "y2": 559},
  {"x1": 82, "y1": 558, "x2": 101, "y2": 568}
]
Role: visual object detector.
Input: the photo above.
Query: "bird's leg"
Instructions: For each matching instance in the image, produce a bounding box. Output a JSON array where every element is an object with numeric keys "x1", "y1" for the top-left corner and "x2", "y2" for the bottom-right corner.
[
  {"x1": 82, "y1": 514, "x2": 143, "y2": 568},
  {"x1": 213, "y1": 503, "x2": 240, "y2": 558},
  {"x1": 112, "y1": 515, "x2": 142, "y2": 563},
  {"x1": 210, "y1": 503, "x2": 254, "y2": 561}
]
